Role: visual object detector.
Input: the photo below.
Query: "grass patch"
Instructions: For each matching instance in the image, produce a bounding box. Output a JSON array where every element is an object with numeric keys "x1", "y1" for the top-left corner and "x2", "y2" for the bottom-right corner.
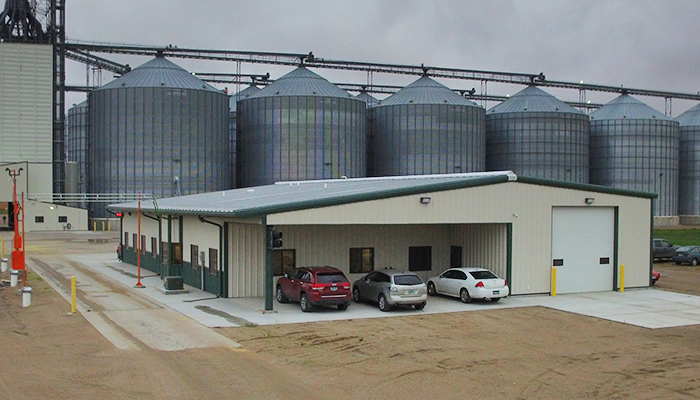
[{"x1": 653, "y1": 228, "x2": 700, "y2": 246}]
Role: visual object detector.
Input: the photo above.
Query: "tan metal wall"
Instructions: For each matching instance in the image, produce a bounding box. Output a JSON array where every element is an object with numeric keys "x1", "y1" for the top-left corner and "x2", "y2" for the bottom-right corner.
[
  {"x1": 450, "y1": 224, "x2": 508, "y2": 279},
  {"x1": 0, "y1": 43, "x2": 53, "y2": 169},
  {"x1": 228, "y1": 222, "x2": 265, "y2": 297},
  {"x1": 270, "y1": 181, "x2": 652, "y2": 295}
]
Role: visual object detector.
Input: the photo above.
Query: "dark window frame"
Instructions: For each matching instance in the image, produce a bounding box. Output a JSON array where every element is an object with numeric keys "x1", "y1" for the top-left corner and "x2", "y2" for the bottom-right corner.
[
  {"x1": 409, "y1": 246, "x2": 432, "y2": 272},
  {"x1": 35, "y1": 216, "x2": 44, "y2": 223},
  {"x1": 349, "y1": 247, "x2": 375, "y2": 274},
  {"x1": 191, "y1": 244, "x2": 199, "y2": 270},
  {"x1": 208, "y1": 248, "x2": 218, "y2": 276},
  {"x1": 273, "y1": 249, "x2": 296, "y2": 276},
  {"x1": 58, "y1": 216, "x2": 68, "y2": 223}
]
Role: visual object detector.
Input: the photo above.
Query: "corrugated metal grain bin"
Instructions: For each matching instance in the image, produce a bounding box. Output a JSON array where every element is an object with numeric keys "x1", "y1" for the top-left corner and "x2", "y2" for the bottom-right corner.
[
  {"x1": 229, "y1": 84, "x2": 261, "y2": 188},
  {"x1": 355, "y1": 91, "x2": 380, "y2": 108},
  {"x1": 66, "y1": 100, "x2": 88, "y2": 200},
  {"x1": 486, "y1": 85, "x2": 590, "y2": 183},
  {"x1": 236, "y1": 66, "x2": 367, "y2": 187},
  {"x1": 675, "y1": 103, "x2": 700, "y2": 216},
  {"x1": 88, "y1": 56, "x2": 230, "y2": 217},
  {"x1": 369, "y1": 75, "x2": 485, "y2": 176},
  {"x1": 589, "y1": 94, "x2": 679, "y2": 217}
]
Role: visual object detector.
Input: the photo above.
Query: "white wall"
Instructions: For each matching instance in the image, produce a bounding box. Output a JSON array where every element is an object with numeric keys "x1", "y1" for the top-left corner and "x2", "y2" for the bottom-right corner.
[{"x1": 24, "y1": 201, "x2": 88, "y2": 231}]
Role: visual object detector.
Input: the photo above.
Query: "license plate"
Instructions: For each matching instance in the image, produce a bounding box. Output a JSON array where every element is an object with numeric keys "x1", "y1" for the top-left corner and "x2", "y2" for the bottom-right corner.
[
  {"x1": 407, "y1": 289, "x2": 416, "y2": 294},
  {"x1": 493, "y1": 290, "x2": 499, "y2": 295},
  {"x1": 330, "y1": 286, "x2": 337, "y2": 291}
]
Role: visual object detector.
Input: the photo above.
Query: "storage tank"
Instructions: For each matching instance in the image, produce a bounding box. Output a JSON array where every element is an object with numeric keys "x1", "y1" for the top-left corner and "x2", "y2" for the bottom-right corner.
[
  {"x1": 66, "y1": 100, "x2": 88, "y2": 200},
  {"x1": 229, "y1": 83, "x2": 260, "y2": 188},
  {"x1": 355, "y1": 91, "x2": 379, "y2": 108},
  {"x1": 369, "y1": 74, "x2": 485, "y2": 176},
  {"x1": 486, "y1": 85, "x2": 589, "y2": 183},
  {"x1": 88, "y1": 55, "x2": 230, "y2": 217},
  {"x1": 589, "y1": 93, "x2": 679, "y2": 217},
  {"x1": 675, "y1": 103, "x2": 700, "y2": 216},
  {"x1": 236, "y1": 66, "x2": 367, "y2": 187}
]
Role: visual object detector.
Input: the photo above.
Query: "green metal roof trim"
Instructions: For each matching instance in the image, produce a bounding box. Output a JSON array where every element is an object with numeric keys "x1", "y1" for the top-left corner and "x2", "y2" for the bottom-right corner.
[
  {"x1": 108, "y1": 172, "x2": 515, "y2": 217},
  {"x1": 108, "y1": 172, "x2": 655, "y2": 219},
  {"x1": 515, "y1": 176, "x2": 657, "y2": 199}
]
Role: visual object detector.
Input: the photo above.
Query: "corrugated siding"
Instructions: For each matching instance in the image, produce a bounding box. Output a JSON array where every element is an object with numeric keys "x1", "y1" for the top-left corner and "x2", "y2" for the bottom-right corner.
[
  {"x1": 451, "y1": 224, "x2": 508, "y2": 278},
  {"x1": 229, "y1": 223, "x2": 265, "y2": 297},
  {"x1": 0, "y1": 43, "x2": 53, "y2": 166}
]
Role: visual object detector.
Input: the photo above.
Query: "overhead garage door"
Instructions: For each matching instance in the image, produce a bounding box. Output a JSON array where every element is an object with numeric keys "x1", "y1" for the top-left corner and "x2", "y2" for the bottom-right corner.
[{"x1": 552, "y1": 207, "x2": 615, "y2": 294}]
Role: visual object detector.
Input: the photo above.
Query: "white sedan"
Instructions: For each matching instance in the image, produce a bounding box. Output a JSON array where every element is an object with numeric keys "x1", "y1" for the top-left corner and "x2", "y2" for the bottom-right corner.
[{"x1": 427, "y1": 267, "x2": 509, "y2": 303}]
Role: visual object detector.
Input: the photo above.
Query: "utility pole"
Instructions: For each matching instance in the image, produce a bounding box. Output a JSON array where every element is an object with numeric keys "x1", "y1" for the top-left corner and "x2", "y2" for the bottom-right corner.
[{"x1": 6, "y1": 168, "x2": 26, "y2": 286}]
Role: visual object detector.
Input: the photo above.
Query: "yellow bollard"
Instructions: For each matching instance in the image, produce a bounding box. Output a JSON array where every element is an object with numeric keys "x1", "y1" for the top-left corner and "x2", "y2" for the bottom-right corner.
[
  {"x1": 107, "y1": 221, "x2": 111, "y2": 232},
  {"x1": 71, "y1": 276, "x2": 77, "y2": 314},
  {"x1": 93, "y1": 221, "x2": 96, "y2": 231},
  {"x1": 551, "y1": 267, "x2": 557, "y2": 297},
  {"x1": 101, "y1": 221, "x2": 105, "y2": 231},
  {"x1": 620, "y1": 264, "x2": 625, "y2": 292}
]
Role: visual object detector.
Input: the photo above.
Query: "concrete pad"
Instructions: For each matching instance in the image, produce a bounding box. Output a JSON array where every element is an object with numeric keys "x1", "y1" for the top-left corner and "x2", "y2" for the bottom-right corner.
[{"x1": 65, "y1": 253, "x2": 700, "y2": 330}]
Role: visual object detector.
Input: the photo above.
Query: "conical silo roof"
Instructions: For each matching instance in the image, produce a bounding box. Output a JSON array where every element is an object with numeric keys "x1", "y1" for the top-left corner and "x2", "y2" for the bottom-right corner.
[
  {"x1": 590, "y1": 94, "x2": 671, "y2": 121},
  {"x1": 487, "y1": 85, "x2": 581, "y2": 114},
  {"x1": 355, "y1": 91, "x2": 379, "y2": 107},
  {"x1": 675, "y1": 103, "x2": 700, "y2": 126},
  {"x1": 248, "y1": 66, "x2": 352, "y2": 98},
  {"x1": 378, "y1": 75, "x2": 479, "y2": 107},
  {"x1": 229, "y1": 84, "x2": 261, "y2": 111},
  {"x1": 97, "y1": 56, "x2": 221, "y2": 92}
]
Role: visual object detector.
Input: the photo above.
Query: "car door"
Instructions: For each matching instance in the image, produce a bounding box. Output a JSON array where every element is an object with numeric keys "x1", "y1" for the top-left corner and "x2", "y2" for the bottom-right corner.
[
  {"x1": 287, "y1": 269, "x2": 305, "y2": 301},
  {"x1": 358, "y1": 272, "x2": 376, "y2": 301},
  {"x1": 437, "y1": 270, "x2": 457, "y2": 296},
  {"x1": 366, "y1": 272, "x2": 383, "y2": 301},
  {"x1": 454, "y1": 270, "x2": 470, "y2": 294}
]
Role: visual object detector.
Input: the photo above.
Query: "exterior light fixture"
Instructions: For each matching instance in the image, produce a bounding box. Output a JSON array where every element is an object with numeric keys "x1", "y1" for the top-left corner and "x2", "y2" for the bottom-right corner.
[
  {"x1": 420, "y1": 197, "x2": 431, "y2": 204},
  {"x1": 585, "y1": 198, "x2": 595, "y2": 205}
]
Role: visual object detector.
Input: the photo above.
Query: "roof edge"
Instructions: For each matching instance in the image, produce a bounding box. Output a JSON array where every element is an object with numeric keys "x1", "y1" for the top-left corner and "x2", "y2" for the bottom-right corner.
[{"x1": 515, "y1": 176, "x2": 657, "y2": 199}]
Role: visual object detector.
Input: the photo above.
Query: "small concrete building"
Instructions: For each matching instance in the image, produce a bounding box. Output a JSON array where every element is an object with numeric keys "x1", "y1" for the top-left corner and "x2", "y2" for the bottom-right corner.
[{"x1": 110, "y1": 171, "x2": 655, "y2": 307}]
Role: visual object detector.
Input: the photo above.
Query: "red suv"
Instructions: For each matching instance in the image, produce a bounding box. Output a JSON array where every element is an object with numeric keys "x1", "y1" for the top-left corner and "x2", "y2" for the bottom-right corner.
[{"x1": 276, "y1": 266, "x2": 351, "y2": 312}]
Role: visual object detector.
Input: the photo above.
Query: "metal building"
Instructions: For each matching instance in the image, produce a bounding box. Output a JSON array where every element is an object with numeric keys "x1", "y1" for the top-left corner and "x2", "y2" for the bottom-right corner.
[
  {"x1": 228, "y1": 84, "x2": 260, "y2": 188},
  {"x1": 675, "y1": 103, "x2": 700, "y2": 217},
  {"x1": 486, "y1": 85, "x2": 590, "y2": 183},
  {"x1": 589, "y1": 94, "x2": 680, "y2": 218},
  {"x1": 236, "y1": 66, "x2": 367, "y2": 187},
  {"x1": 88, "y1": 55, "x2": 230, "y2": 217},
  {"x1": 355, "y1": 91, "x2": 379, "y2": 108},
  {"x1": 369, "y1": 75, "x2": 485, "y2": 176},
  {"x1": 66, "y1": 100, "x2": 88, "y2": 197}
]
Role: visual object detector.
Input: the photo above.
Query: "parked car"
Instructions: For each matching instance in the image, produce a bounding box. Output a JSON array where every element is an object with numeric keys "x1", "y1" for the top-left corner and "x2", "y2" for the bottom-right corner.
[
  {"x1": 651, "y1": 270, "x2": 661, "y2": 285},
  {"x1": 352, "y1": 269, "x2": 427, "y2": 311},
  {"x1": 653, "y1": 238, "x2": 678, "y2": 260},
  {"x1": 673, "y1": 246, "x2": 700, "y2": 266},
  {"x1": 276, "y1": 266, "x2": 351, "y2": 312},
  {"x1": 427, "y1": 267, "x2": 509, "y2": 303}
]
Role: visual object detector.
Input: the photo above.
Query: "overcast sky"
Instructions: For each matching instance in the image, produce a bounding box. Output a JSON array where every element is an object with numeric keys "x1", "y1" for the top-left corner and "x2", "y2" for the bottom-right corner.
[{"x1": 62, "y1": 0, "x2": 700, "y2": 115}]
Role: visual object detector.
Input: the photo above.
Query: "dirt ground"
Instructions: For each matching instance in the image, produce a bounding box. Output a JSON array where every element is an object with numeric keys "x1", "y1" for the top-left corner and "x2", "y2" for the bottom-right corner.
[{"x1": 1, "y1": 232, "x2": 700, "y2": 399}]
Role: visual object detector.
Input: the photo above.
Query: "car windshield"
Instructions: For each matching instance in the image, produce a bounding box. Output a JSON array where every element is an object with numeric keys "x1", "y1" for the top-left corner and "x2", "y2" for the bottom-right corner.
[
  {"x1": 393, "y1": 274, "x2": 424, "y2": 285},
  {"x1": 677, "y1": 246, "x2": 693, "y2": 252},
  {"x1": 316, "y1": 273, "x2": 348, "y2": 283},
  {"x1": 469, "y1": 270, "x2": 498, "y2": 280}
]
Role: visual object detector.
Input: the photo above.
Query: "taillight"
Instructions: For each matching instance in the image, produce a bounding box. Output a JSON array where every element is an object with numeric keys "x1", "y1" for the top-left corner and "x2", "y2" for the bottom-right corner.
[
  {"x1": 505, "y1": 281, "x2": 508, "y2": 287},
  {"x1": 311, "y1": 284, "x2": 324, "y2": 290},
  {"x1": 343, "y1": 283, "x2": 350, "y2": 289},
  {"x1": 475, "y1": 281, "x2": 484, "y2": 288}
]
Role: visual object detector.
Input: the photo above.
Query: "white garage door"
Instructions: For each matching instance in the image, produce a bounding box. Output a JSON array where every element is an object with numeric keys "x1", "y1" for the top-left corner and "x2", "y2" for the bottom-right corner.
[{"x1": 552, "y1": 207, "x2": 615, "y2": 294}]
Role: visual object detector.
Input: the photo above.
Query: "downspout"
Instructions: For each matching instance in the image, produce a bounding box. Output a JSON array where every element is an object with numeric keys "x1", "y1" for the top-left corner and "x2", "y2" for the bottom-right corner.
[{"x1": 199, "y1": 216, "x2": 224, "y2": 298}]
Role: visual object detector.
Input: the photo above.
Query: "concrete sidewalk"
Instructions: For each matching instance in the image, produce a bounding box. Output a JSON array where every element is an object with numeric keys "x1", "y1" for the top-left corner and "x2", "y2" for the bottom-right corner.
[{"x1": 63, "y1": 253, "x2": 700, "y2": 330}]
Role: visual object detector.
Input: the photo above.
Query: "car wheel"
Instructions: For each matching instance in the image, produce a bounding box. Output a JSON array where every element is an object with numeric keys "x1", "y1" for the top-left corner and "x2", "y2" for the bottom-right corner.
[
  {"x1": 427, "y1": 282, "x2": 437, "y2": 296},
  {"x1": 300, "y1": 293, "x2": 312, "y2": 312},
  {"x1": 414, "y1": 302, "x2": 426, "y2": 310},
  {"x1": 276, "y1": 286, "x2": 289, "y2": 303},
  {"x1": 693, "y1": 259, "x2": 698, "y2": 266},
  {"x1": 378, "y1": 294, "x2": 391, "y2": 312},
  {"x1": 352, "y1": 287, "x2": 362, "y2": 303},
  {"x1": 460, "y1": 288, "x2": 472, "y2": 303},
  {"x1": 337, "y1": 303, "x2": 348, "y2": 311},
  {"x1": 491, "y1": 298, "x2": 501, "y2": 303}
]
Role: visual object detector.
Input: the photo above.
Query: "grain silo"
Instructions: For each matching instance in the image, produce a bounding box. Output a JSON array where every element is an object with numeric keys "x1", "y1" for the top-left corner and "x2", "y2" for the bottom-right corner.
[
  {"x1": 355, "y1": 91, "x2": 379, "y2": 108},
  {"x1": 66, "y1": 100, "x2": 88, "y2": 202},
  {"x1": 236, "y1": 66, "x2": 367, "y2": 187},
  {"x1": 228, "y1": 83, "x2": 260, "y2": 188},
  {"x1": 589, "y1": 93, "x2": 679, "y2": 218},
  {"x1": 88, "y1": 55, "x2": 230, "y2": 217},
  {"x1": 675, "y1": 103, "x2": 700, "y2": 217},
  {"x1": 369, "y1": 74, "x2": 485, "y2": 176},
  {"x1": 486, "y1": 85, "x2": 589, "y2": 183}
]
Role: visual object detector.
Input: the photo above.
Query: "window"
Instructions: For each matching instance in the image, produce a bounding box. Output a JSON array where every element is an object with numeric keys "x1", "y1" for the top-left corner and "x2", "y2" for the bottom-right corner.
[
  {"x1": 151, "y1": 237, "x2": 158, "y2": 259},
  {"x1": 450, "y1": 246, "x2": 463, "y2": 268},
  {"x1": 35, "y1": 216, "x2": 44, "y2": 223},
  {"x1": 133, "y1": 234, "x2": 138, "y2": 251},
  {"x1": 141, "y1": 235, "x2": 146, "y2": 254},
  {"x1": 409, "y1": 246, "x2": 432, "y2": 271},
  {"x1": 58, "y1": 216, "x2": 68, "y2": 223},
  {"x1": 172, "y1": 243, "x2": 182, "y2": 265},
  {"x1": 161, "y1": 242, "x2": 169, "y2": 264},
  {"x1": 273, "y1": 249, "x2": 296, "y2": 276},
  {"x1": 125, "y1": 233, "x2": 129, "y2": 249},
  {"x1": 190, "y1": 245, "x2": 199, "y2": 270},
  {"x1": 209, "y1": 248, "x2": 218, "y2": 276},
  {"x1": 350, "y1": 248, "x2": 374, "y2": 273}
]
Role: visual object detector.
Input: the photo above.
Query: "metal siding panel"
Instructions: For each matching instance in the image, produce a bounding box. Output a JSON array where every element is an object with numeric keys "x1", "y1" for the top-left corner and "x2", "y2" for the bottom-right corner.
[{"x1": 228, "y1": 223, "x2": 265, "y2": 298}]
